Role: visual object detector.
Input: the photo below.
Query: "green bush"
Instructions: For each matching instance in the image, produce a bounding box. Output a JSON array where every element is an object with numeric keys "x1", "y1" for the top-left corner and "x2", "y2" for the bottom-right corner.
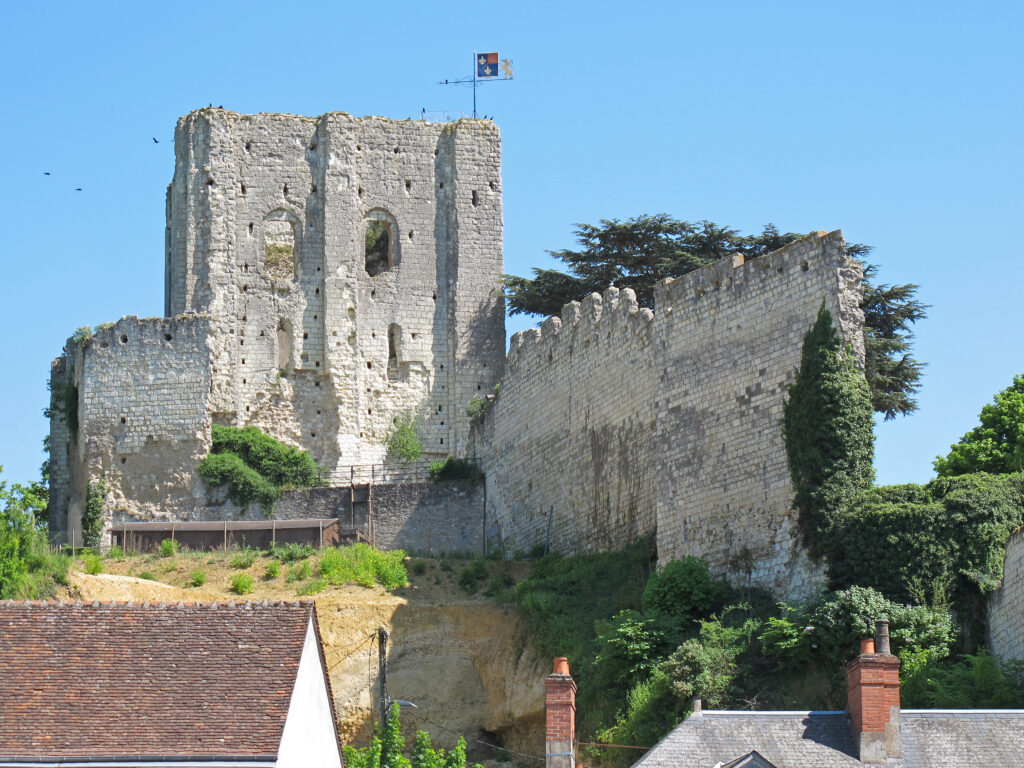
[
  {"x1": 230, "y1": 573, "x2": 254, "y2": 595},
  {"x1": 159, "y1": 538, "x2": 180, "y2": 557},
  {"x1": 313, "y1": 544, "x2": 408, "y2": 590},
  {"x1": 230, "y1": 549, "x2": 257, "y2": 569},
  {"x1": 83, "y1": 554, "x2": 104, "y2": 575},
  {"x1": 458, "y1": 559, "x2": 489, "y2": 593},
  {"x1": 428, "y1": 457, "x2": 484, "y2": 481},
  {"x1": 298, "y1": 577, "x2": 327, "y2": 596},
  {"x1": 385, "y1": 412, "x2": 422, "y2": 462},
  {"x1": 189, "y1": 569, "x2": 206, "y2": 587},
  {"x1": 263, "y1": 561, "x2": 281, "y2": 580},
  {"x1": 208, "y1": 425, "x2": 319, "y2": 487},
  {"x1": 138, "y1": 571, "x2": 156, "y2": 581},
  {"x1": 641, "y1": 556, "x2": 732, "y2": 626},
  {"x1": 902, "y1": 649, "x2": 1024, "y2": 708},
  {"x1": 666, "y1": 610, "x2": 762, "y2": 708},
  {"x1": 593, "y1": 669, "x2": 684, "y2": 768},
  {"x1": 268, "y1": 541, "x2": 314, "y2": 562},
  {"x1": 198, "y1": 425, "x2": 319, "y2": 510},
  {"x1": 106, "y1": 545, "x2": 125, "y2": 559},
  {"x1": 823, "y1": 473, "x2": 1024, "y2": 627},
  {"x1": 287, "y1": 560, "x2": 313, "y2": 583},
  {"x1": 198, "y1": 451, "x2": 279, "y2": 508}
]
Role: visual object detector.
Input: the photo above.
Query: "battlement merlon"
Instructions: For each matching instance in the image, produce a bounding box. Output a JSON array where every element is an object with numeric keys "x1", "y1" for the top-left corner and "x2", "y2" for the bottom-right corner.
[{"x1": 507, "y1": 229, "x2": 864, "y2": 373}]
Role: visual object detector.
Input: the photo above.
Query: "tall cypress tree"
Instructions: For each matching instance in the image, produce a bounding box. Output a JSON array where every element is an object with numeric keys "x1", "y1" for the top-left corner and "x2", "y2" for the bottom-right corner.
[{"x1": 783, "y1": 303, "x2": 875, "y2": 554}]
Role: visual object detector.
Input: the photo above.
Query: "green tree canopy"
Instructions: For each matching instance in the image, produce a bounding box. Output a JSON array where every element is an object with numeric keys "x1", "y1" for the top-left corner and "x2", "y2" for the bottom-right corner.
[
  {"x1": 504, "y1": 215, "x2": 926, "y2": 419},
  {"x1": 934, "y1": 373, "x2": 1024, "y2": 476}
]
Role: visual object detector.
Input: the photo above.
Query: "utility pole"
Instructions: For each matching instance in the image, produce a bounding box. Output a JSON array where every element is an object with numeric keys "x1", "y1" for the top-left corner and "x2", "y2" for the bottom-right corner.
[{"x1": 378, "y1": 626, "x2": 389, "y2": 724}]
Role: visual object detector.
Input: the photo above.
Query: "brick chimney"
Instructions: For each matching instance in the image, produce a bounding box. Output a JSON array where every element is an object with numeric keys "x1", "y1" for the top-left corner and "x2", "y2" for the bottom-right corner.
[
  {"x1": 845, "y1": 620, "x2": 902, "y2": 763},
  {"x1": 545, "y1": 657, "x2": 576, "y2": 768}
]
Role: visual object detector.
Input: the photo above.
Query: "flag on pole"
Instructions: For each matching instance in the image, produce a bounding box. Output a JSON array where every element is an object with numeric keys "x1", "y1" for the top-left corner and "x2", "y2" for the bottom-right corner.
[{"x1": 477, "y1": 52, "x2": 499, "y2": 78}]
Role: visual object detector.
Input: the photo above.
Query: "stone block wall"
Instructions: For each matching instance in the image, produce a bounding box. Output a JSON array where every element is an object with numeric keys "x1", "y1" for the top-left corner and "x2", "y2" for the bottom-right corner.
[
  {"x1": 49, "y1": 315, "x2": 215, "y2": 543},
  {"x1": 368, "y1": 480, "x2": 484, "y2": 554},
  {"x1": 50, "y1": 109, "x2": 505, "y2": 542},
  {"x1": 164, "y1": 109, "x2": 504, "y2": 472},
  {"x1": 475, "y1": 231, "x2": 863, "y2": 600},
  {"x1": 989, "y1": 527, "x2": 1024, "y2": 662}
]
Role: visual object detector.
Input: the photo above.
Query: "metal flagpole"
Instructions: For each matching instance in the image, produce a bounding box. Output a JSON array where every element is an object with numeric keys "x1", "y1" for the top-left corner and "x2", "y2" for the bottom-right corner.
[{"x1": 472, "y1": 50, "x2": 477, "y2": 118}]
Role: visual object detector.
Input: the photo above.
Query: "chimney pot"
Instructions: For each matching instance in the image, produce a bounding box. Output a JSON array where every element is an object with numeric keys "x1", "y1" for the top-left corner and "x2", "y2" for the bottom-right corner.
[
  {"x1": 860, "y1": 637, "x2": 875, "y2": 655},
  {"x1": 553, "y1": 657, "x2": 570, "y2": 675},
  {"x1": 875, "y1": 620, "x2": 891, "y2": 655}
]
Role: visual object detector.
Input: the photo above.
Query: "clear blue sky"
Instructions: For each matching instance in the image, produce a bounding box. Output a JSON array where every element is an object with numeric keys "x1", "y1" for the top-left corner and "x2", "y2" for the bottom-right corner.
[{"x1": 1, "y1": 1, "x2": 1021, "y2": 488}]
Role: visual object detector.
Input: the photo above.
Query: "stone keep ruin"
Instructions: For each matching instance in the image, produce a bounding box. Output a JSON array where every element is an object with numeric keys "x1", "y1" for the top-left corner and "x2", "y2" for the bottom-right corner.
[{"x1": 48, "y1": 108, "x2": 866, "y2": 600}]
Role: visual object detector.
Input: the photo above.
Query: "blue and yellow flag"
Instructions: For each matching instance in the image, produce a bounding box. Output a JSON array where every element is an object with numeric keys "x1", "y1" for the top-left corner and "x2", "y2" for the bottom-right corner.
[{"x1": 477, "y1": 52, "x2": 498, "y2": 78}]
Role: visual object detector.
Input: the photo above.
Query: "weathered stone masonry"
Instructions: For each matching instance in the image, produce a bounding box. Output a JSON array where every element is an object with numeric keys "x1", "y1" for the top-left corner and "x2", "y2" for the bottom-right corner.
[
  {"x1": 989, "y1": 527, "x2": 1024, "y2": 662},
  {"x1": 474, "y1": 231, "x2": 864, "y2": 600},
  {"x1": 48, "y1": 107, "x2": 870, "y2": 604},
  {"x1": 50, "y1": 109, "x2": 505, "y2": 542}
]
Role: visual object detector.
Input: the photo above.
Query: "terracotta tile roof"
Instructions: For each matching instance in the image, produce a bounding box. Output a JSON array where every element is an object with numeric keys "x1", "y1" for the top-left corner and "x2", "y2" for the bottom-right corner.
[{"x1": 0, "y1": 600, "x2": 321, "y2": 761}]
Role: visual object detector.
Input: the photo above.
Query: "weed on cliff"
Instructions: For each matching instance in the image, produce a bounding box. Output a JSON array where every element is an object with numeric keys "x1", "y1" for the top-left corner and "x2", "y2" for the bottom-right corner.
[
  {"x1": 263, "y1": 561, "x2": 281, "y2": 580},
  {"x1": 384, "y1": 412, "x2": 422, "y2": 462},
  {"x1": 189, "y1": 569, "x2": 206, "y2": 587},
  {"x1": 83, "y1": 554, "x2": 104, "y2": 575}
]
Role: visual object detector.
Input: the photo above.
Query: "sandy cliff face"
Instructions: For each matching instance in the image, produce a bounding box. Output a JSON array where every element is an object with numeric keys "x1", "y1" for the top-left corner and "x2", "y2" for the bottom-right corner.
[{"x1": 68, "y1": 567, "x2": 547, "y2": 757}]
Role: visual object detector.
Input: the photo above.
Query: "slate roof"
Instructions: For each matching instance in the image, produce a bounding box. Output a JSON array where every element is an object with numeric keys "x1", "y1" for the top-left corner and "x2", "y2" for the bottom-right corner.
[
  {"x1": 0, "y1": 600, "x2": 324, "y2": 762},
  {"x1": 635, "y1": 709, "x2": 1024, "y2": 768}
]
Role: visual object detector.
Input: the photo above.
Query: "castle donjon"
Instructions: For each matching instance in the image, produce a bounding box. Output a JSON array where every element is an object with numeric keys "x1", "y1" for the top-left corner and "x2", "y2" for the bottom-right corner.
[{"x1": 48, "y1": 108, "x2": 865, "y2": 600}]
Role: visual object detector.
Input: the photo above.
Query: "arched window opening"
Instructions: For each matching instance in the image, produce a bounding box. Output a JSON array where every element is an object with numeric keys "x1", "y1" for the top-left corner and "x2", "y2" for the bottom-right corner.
[
  {"x1": 364, "y1": 209, "x2": 399, "y2": 276},
  {"x1": 365, "y1": 221, "x2": 391, "y2": 276}
]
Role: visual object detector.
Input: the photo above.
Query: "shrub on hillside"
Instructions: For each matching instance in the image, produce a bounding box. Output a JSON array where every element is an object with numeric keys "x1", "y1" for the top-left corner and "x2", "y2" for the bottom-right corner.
[
  {"x1": 268, "y1": 541, "x2": 314, "y2": 562},
  {"x1": 230, "y1": 549, "x2": 257, "y2": 569},
  {"x1": 641, "y1": 556, "x2": 732, "y2": 626},
  {"x1": 230, "y1": 573, "x2": 254, "y2": 595},
  {"x1": 159, "y1": 538, "x2": 180, "y2": 557}
]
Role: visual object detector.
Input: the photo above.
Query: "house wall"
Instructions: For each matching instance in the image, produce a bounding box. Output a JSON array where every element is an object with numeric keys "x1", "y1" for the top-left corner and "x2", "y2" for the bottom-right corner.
[
  {"x1": 989, "y1": 527, "x2": 1024, "y2": 662},
  {"x1": 277, "y1": 617, "x2": 343, "y2": 768}
]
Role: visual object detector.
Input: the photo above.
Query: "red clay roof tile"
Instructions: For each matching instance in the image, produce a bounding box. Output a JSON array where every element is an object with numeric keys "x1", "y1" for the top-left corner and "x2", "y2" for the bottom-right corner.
[{"x1": 0, "y1": 600, "x2": 318, "y2": 760}]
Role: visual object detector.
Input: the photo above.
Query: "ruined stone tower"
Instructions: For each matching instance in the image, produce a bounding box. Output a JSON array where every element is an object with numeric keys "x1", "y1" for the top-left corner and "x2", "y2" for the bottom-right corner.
[{"x1": 48, "y1": 109, "x2": 505, "y2": 543}]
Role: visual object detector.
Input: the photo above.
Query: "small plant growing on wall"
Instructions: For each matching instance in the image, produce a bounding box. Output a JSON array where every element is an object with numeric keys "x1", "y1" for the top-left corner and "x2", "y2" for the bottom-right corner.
[{"x1": 385, "y1": 412, "x2": 422, "y2": 462}]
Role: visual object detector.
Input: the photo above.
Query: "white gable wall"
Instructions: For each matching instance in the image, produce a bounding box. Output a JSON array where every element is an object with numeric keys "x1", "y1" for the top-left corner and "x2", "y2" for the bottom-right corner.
[{"x1": 277, "y1": 617, "x2": 343, "y2": 768}]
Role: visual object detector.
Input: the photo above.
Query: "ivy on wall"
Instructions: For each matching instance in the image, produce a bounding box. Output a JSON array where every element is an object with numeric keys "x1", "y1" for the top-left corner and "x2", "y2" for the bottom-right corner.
[{"x1": 782, "y1": 302, "x2": 875, "y2": 556}]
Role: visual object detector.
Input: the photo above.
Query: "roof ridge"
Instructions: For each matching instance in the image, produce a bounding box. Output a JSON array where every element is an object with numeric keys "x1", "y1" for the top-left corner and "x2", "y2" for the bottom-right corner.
[{"x1": 2, "y1": 598, "x2": 316, "y2": 609}]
